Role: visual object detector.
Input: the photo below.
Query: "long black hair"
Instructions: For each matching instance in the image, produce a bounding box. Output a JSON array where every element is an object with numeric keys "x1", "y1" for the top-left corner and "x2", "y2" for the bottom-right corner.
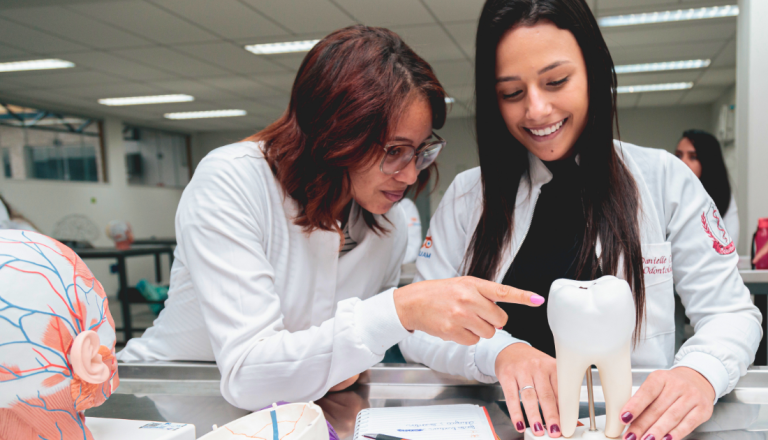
[
  {"x1": 466, "y1": 0, "x2": 646, "y2": 341},
  {"x1": 681, "y1": 129, "x2": 732, "y2": 215}
]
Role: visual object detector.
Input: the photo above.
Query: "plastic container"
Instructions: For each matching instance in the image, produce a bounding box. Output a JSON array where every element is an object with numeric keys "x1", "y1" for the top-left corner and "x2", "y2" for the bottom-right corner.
[{"x1": 753, "y1": 218, "x2": 768, "y2": 269}]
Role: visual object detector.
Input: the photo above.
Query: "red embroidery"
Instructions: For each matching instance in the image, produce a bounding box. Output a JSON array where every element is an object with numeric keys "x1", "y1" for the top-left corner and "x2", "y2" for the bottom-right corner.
[
  {"x1": 422, "y1": 236, "x2": 433, "y2": 249},
  {"x1": 701, "y1": 203, "x2": 735, "y2": 255}
]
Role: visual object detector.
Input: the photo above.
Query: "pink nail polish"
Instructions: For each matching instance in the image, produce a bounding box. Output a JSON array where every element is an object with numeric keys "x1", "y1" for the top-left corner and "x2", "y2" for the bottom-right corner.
[
  {"x1": 530, "y1": 294, "x2": 545, "y2": 305},
  {"x1": 534, "y1": 422, "x2": 543, "y2": 432}
]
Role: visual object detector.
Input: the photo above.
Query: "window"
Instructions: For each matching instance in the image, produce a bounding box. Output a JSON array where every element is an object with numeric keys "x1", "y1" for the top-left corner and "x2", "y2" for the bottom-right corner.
[
  {"x1": 0, "y1": 103, "x2": 104, "y2": 182},
  {"x1": 123, "y1": 126, "x2": 191, "y2": 188}
]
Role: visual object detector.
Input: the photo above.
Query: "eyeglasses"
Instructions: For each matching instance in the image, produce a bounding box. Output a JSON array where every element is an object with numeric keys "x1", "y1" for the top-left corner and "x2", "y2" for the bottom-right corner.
[{"x1": 380, "y1": 132, "x2": 446, "y2": 175}]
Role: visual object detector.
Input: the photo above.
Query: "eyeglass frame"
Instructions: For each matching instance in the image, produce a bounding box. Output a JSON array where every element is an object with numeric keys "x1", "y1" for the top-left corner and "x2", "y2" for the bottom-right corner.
[{"x1": 379, "y1": 131, "x2": 446, "y2": 175}]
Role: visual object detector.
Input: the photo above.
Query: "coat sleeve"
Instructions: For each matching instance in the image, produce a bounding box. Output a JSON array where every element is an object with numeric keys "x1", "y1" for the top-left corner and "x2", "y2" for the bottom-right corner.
[
  {"x1": 398, "y1": 170, "x2": 529, "y2": 383},
  {"x1": 177, "y1": 156, "x2": 410, "y2": 410},
  {"x1": 662, "y1": 153, "x2": 762, "y2": 397}
]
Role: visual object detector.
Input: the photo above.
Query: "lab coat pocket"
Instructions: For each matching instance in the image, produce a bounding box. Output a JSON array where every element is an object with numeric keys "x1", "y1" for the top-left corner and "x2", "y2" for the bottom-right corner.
[{"x1": 642, "y1": 242, "x2": 675, "y2": 338}]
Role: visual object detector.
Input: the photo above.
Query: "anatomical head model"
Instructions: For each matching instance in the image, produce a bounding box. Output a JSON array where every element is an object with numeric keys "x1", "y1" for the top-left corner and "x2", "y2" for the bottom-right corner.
[
  {"x1": 0, "y1": 230, "x2": 119, "y2": 440},
  {"x1": 548, "y1": 276, "x2": 635, "y2": 439}
]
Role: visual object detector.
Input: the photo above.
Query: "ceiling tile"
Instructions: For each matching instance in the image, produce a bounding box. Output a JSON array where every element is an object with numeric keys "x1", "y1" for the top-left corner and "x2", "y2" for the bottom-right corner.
[
  {"x1": 443, "y1": 21, "x2": 476, "y2": 58},
  {"x1": 617, "y1": 71, "x2": 701, "y2": 86},
  {"x1": 697, "y1": 67, "x2": 735, "y2": 86},
  {"x1": 679, "y1": 86, "x2": 726, "y2": 105},
  {"x1": 602, "y1": 19, "x2": 735, "y2": 49},
  {"x1": 0, "y1": 43, "x2": 27, "y2": 59},
  {"x1": 429, "y1": 59, "x2": 473, "y2": 87},
  {"x1": 263, "y1": 53, "x2": 306, "y2": 72},
  {"x1": 421, "y1": 0, "x2": 484, "y2": 23},
  {"x1": 595, "y1": 0, "x2": 683, "y2": 16},
  {"x1": 5, "y1": 70, "x2": 123, "y2": 88},
  {"x1": 69, "y1": 1, "x2": 219, "y2": 45},
  {"x1": 254, "y1": 73, "x2": 298, "y2": 94},
  {"x1": 392, "y1": 24, "x2": 466, "y2": 62},
  {"x1": 207, "y1": 99, "x2": 283, "y2": 116},
  {"x1": 152, "y1": 0, "x2": 289, "y2": 40},
  {"x1": 710, "y1": 39, "x2": 736, "y2": 67},
  {"x1": 114, "y1": 47, "x2": 229, "y2": 77},
  {"x1": 0, "y1": 6, "x2": 152, "y2": 49},
  {"x1": 616, "y1": 93, "x2": 640, "y2": 109},
  {"x1": 609, "y1": 41, "x2": 723, "y2": 65},
  {"x1": 636, "y1": 90, "x2": 686, "y2": 107},
  {"x1": 63, "y1": 52, "x2": 176, "y2": 81},
  {"x1": 243, "y1": 0, "x2": 354, "y2": 34},
  {"x1": 56, "y1": 83, "x2": 168, "y2": 100},
  {"x1": 175, "y1": 43, "x2": 287, "y2": 75},
  {"x1": 444, "y1": 84, "x2": 473, "y2": 103},
  {"x1": 0, "y1": 17, "x2": 90, "y2": 54},
  {"x1": 257, "y1": 95, "x2": 290, "y2": 111},
  {"x1": 198, "y1": 76, "x2": 286, "y2": 98},
  {"x1": 145, "y1": 79, "x2": 236, "y2": 100},
  {"x1": 333, "y1": 0, "x2": 435, "y2": 27},
  {"x1": 445, "y1": 102, "x2": 472, "y2": 119}
]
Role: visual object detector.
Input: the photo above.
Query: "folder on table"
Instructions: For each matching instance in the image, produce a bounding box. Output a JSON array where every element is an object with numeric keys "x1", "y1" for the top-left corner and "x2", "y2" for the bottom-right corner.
[{"x1": 353, "y1": 404, "x2": 500, "y2": 440}]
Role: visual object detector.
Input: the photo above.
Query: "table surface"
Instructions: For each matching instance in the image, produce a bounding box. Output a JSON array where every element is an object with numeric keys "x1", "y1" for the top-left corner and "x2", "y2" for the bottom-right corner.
[
  {"x1": 74, "y1": 244, "x2": 175, "y2": 258},
  {"x1": 93, "y1": 362, "x2": 768, "y2": 439}
]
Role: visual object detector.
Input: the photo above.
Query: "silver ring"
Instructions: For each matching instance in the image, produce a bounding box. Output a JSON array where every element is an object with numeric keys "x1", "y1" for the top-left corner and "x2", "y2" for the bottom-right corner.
[{"x1": 518, "y1": 385, "x2": 535, "y2": 399}]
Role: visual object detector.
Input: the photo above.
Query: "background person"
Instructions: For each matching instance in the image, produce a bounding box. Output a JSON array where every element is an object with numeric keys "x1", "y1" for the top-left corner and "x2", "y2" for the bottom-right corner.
[
  {"x1": 398, "y1": 1, "x2": 761, "y2": 439},
  {"x1": 675, "y1": 129, "x2": 739, "y2": 245}
]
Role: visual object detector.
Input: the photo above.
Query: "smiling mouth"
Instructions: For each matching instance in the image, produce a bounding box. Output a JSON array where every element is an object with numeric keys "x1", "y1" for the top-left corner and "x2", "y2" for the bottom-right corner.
[{"x1": 524, "y1": 118, "x2": 567, "y2": 137}]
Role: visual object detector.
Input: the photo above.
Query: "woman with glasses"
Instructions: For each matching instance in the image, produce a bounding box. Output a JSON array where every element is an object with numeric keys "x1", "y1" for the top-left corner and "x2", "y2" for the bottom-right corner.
[
  {"x1": 118, "y1": 25, "x2": 542, "y2": 410},
  {"x1": 401, "y1": 1, "x2": 761, "y2": 439}
]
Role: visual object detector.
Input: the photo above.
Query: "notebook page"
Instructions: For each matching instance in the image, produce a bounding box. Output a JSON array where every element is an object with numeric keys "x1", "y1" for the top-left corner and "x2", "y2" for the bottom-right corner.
[{"x1": 354, "y1": 404, "x2": 494, "y2": 440}]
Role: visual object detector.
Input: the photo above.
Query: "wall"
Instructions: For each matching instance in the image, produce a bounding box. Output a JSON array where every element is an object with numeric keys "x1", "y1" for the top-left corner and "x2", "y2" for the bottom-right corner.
[
  {"x1": 616, "y1": 104, "x2": 713, "y2": 153},
  {"x1": 0, "y1": 117, "x2": 184, "y2": 297},
  {"x1": 191, "y1": 129, "x2": 256, "y2": 170},
  {"x1": 432, "y1": 117, "x2": 479, "y2": 215}
]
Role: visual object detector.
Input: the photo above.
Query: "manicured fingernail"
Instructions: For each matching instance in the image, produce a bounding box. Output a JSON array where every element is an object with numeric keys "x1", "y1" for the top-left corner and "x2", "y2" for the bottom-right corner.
[
  {"x1": 534, "y1": 422, "x2": 543, "y2": 432},
  {"x1": 531, "y1": 294, "x2": 545, "y2": 305},
  {"x1": 621, "y1": 412, "x2": 633, "y2": 423},
  {"x1": 624, "y1": 433, "x2": 636, "y2": 440},
  {"x1": 516, "y1": 421, "x2": 525, "y2": 431},
  {"x1": 643, "y1": 435, "x2": 655, "y2": 440},
  {"x1": 662, "y1": 435, "x2": 672, "y2": 440},
  {"x1": 550, "y1": 424, "x2": 560, "y2": 434}
]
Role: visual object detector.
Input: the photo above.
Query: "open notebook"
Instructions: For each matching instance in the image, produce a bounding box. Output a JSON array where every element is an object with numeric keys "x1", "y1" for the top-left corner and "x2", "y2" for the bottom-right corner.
[{"x1": 353, "y1": 404, "x2": 499, "y2": 440}]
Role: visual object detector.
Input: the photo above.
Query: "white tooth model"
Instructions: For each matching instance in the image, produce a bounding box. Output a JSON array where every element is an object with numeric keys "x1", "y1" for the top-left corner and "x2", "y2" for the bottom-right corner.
[{"x1": 524, "y1": 276, "x2": 635, "y2": 439}]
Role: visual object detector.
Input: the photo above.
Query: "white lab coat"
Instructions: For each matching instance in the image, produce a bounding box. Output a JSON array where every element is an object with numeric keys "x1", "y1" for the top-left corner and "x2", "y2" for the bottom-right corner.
[
  {"x1": 118, "y1": 141, "x2": 412, "y2": 410},
  {"x1": 399, "y1": 197, "x2": 423, "y2": 264},
  {"x1": 400, "y1": 141, "x2": 761, "y2": 399},
  {"x1": 723, "y1": 194, "x2": 740, "y2": 247}
]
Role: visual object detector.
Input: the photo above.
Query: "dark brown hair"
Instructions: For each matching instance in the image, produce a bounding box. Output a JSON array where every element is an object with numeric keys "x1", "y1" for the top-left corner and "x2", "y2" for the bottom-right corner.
[
  {"x1": 248, "y1": 25, "x2": 447, "y2": 238},
  {"x1": 468, "y1": 0, "x2": 646, "y2": 342},
  {"x1": 681, "y1": 129, "x2": 732, "y2": 215}
]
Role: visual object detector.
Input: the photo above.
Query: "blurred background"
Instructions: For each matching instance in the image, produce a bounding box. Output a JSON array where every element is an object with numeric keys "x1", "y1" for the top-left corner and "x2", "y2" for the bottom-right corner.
[{"x1": 0, "y1": 0, "x2": 764, "y2": 341}]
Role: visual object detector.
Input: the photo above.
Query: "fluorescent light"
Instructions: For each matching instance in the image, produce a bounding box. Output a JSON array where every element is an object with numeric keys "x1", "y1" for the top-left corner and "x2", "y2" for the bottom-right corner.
[
  {"x1": 599, "y1": 5, "x2": 738, "y2": 27},
  {"x1": 245, "y1": 39, "x2": 320, "y2": 55},
  {"x1": 617, "y1": 82, "x2": 694, "y2": 94},
  {"x1": 164, "y1": 110, "x2": 247, "y2": 120},
  {"x1": 445, "y1": 97, "x2": 455, "y2": 104},
  {"x1": 98, "y1": 94, "x2": 194, "y2": 106},
  {"x1": 0, "y1": 59, "x2": 75, "y2": 73},
  {"x1": 616, "y1": 59, "x2": 711, "y2": 74}
]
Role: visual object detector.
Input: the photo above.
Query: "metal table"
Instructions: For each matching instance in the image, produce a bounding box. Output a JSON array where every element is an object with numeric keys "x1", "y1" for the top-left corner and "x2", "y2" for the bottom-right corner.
[
  {"x1": 93, "y1": 362, "x2": 768, "y2": 439},
  {"x1": 76, "y1": 245, "x2": 174, "y2": 341}
]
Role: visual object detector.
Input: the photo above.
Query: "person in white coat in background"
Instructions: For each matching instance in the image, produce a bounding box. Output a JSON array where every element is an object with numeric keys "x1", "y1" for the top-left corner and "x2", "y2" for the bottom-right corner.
[
  {"x1": 397, "y1": 1, "x2": 762, "y2": 439},
  {"x1": 117, "y1": 25, "x2": 543, "y2": 410},
  {"x1": 675, "y1": 129, "x2": 739, "y2": 245},
  {"x1": 398, "y1": 197, "x2": 423, "y2": 264}
]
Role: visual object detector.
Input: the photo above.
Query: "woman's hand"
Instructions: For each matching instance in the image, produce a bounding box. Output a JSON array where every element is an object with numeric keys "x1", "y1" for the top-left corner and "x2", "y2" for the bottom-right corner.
[
  {"x1": 328, "y1": 374, "x2": 361, "y2": 392},
  {"x1": 620, "y1": 367, "x2": 715, "y2": 440},
  {"x1": 394, "y1": 276, "x2": 544, "y2": 345},
  {"x1": 495, "y1": 343, "x2": 560, "y2": 437}
]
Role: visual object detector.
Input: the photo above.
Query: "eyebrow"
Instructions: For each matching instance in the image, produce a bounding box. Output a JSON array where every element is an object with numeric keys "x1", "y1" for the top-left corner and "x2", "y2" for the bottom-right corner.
[
  {"x1": 389, "y1": 134, "x2": 433, "y2": 146},
  {"x1": 496, "y1": 60, "x2": 572, "y2": 83}
]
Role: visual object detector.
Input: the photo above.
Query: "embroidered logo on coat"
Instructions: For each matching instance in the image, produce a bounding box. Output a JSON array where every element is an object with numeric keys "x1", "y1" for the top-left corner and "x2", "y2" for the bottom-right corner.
[
  {"x1": 419, "y1": 236, "x2": 432, "y2": 258},
  {"x1": 701, "y1": 203, "x2": 735, "y2": 255}
]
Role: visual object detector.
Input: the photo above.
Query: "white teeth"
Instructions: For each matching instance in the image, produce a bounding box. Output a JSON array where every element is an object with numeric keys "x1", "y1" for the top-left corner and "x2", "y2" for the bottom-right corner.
[
  {"x1": 548, "y1": 276, "x2": 635, "y2": 438},
  {"x1": 529, "y1": 119, "x2": 564, "y2": 136}
]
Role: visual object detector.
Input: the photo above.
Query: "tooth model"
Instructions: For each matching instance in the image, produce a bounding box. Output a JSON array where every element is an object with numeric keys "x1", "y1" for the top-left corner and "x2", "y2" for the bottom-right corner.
[{"x1": 524, "y1": 276, "x2": 635, "y2": 439}]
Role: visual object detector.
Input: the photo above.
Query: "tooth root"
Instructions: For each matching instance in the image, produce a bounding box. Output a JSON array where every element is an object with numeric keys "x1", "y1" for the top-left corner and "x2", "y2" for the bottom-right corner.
[{"x1": 548, "y1": 277, "x2": 636, "y2": 439}]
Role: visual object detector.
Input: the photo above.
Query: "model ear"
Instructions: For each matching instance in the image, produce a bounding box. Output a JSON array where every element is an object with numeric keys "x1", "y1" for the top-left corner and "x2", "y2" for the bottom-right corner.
[{"x1": 70, "y1": 330, "x2": 110, "y2": 383}]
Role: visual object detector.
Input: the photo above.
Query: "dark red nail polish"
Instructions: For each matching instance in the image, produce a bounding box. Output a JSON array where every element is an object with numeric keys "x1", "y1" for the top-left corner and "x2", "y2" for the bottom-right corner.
[
  {"x1": 516, "y1": 421, "x2": 525, "y2": 431},
  {"x1": 534, "y1": 422, "x2": 543, "y2": 432},
  {"x1": 625, "y1": 433, "x2": 637, "y2": 440},
  {"x1": 643, "y1": 435, "x2": 656, "y2": 440},
  {"x1": 621, "y1": 412, "x2": 633, "y2": 423},
  {"x1": 662, "y1": 435, "x2": 672, "y2": 440},
  {"x1": 550, "y1": 424, "x2": 560, "y2": 434}
]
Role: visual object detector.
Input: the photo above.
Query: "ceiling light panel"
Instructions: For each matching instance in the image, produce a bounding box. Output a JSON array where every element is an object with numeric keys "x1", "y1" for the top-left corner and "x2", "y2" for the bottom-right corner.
[
  {"x1": 164, "y1": 110, "x2": 247, "y2": 120},
  {"x1": 615, "y1": 59, "x2": 711, "y2": 74},
  {"x1": 599, "y1": 5, "x2": 738, "y2": 27},
  {"x1": 0, "y1": 59, "x2": 75, "y2": 73},
  {"x1": 98, "y1": 94, "x2": 194, "y2": 106},
  {"x1": 617, "y1": 82, "x2": 694, "y2": 94},
  {"x1": 445, "y1": 97, "x2": 455, "y2": 104},
  {"x1": 244, "y1": 40, "x2": 320, "y2": 55}
]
